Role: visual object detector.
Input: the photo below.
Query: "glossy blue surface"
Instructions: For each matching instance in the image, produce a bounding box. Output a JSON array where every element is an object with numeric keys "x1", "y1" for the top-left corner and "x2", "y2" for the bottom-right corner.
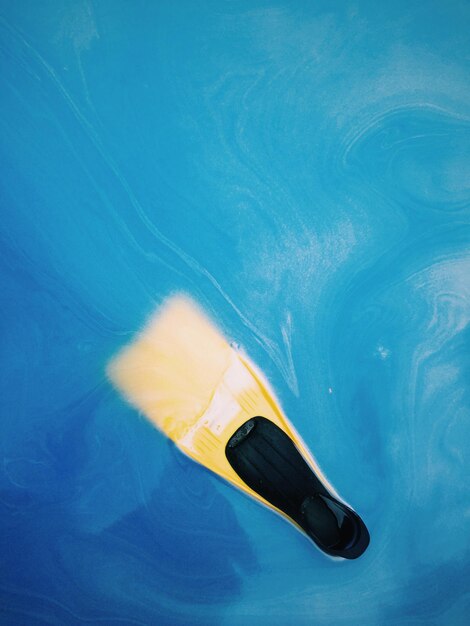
[{"x1": 1, "y1": 1, "x2": 470, "y2": 624}]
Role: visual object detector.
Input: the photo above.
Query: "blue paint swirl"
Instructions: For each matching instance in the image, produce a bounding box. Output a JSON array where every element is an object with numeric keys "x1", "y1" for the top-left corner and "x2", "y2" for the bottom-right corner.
[{"x1": 1, "y1": 1, "x2": 469, "y2": 623}]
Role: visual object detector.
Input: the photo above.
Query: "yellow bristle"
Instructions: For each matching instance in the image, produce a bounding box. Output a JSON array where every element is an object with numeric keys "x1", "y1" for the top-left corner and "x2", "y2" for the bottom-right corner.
[{"x1": 107, "y1": 295, "x2": 233, "y2": 440}]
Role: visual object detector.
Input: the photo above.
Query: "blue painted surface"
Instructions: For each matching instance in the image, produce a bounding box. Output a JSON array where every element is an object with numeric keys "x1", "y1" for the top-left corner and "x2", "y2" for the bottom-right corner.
[{"x1": 1, "y1": 1, "x2": 470, "y2": 624}]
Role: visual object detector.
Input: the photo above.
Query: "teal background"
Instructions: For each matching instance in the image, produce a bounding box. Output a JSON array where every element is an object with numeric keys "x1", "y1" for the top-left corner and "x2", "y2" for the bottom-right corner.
[{"x1": 1, "y1": 1, "x2": 470, "y2": 624}]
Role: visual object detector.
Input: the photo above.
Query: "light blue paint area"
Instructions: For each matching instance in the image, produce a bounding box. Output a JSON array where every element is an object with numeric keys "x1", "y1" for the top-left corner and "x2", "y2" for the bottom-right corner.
[{"x1": 1, "y1": 1, "x2": 469, "y2": 624}]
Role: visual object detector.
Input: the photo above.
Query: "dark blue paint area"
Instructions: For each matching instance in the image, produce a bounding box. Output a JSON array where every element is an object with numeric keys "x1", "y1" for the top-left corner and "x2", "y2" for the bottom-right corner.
[{"x1": 1, "y1": 1, "x2": 470, "y2": 624}]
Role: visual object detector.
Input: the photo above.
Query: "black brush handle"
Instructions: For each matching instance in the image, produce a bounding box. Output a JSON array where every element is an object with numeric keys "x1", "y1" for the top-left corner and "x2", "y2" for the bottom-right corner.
[{"x1": 225, "y1": 416, "x2": 369, "y2": 558}]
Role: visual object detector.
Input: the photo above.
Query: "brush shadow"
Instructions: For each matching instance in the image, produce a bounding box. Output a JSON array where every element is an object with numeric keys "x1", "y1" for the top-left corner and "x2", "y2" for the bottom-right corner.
[
  {"x1": 104, "y1": 444, "x2": 259, "y2": 605},
  {"x1": 0, "y1": 391, "x2": 258, "y2": 624}
]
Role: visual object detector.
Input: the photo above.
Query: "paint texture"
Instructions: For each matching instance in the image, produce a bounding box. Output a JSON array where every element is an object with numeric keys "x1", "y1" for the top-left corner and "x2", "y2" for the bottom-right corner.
[{"x1": 1, "y1": 1, "x2": 469, "y2": 624}]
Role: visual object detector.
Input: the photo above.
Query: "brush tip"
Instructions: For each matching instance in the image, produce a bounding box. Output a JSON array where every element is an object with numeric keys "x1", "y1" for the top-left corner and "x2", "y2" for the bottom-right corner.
[{"x1": 106, "y1": 294, "x2": 234, "y2": 436}]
